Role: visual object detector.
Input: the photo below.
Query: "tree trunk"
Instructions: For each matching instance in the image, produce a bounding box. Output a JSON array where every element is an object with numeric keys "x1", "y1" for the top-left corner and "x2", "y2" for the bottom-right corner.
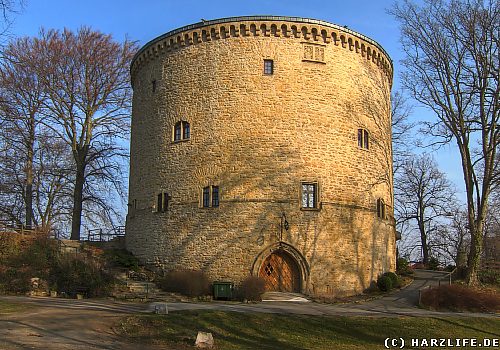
[
  {"x1": 465, "y1": 220, "x2": 484, "y2": 285},
  {"x1": 70, "y1": 148, "x2": 88, "y2": 240},
  {"x1": 25, "y1": 182, "x2": 33, "y2": 229},
  {"x1": 418, "y1": 221, "x2": 429, "y2": 264},
  {"x1": 25, "y1": 123, "x2": 35, "y2": 230}
]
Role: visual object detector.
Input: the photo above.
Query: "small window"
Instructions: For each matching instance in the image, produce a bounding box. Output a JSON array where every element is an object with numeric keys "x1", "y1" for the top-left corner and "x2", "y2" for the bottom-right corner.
[
  {"x1": 202, "y1": 185, "x2": 220, "y2": 208},
  {"x1": 358, "y1": 129, "x2": 369, "y2": 149},
  {"x1": 173, "y1": 121, "x2": 190, "y2": 142},
  {"x1": 156, "y1": 192, "x2": 169, "y2": 212},
  {"x1": 377, "y1": 198, "x2": 386, "y2": 219},
  {"x1": 212, "y1": 186, "x2": 219, "y2": 207},
  {"x1": 152, "y1": 80, "x2": 157, "y2": 93},
  {"x1": 202, "y1": 187, "x2": 210, "y2": 208},
  {"x1": 301, "y1": 182, "x2": 318, "y2": 209},
  {"x1": 183, "y1": 122, "x2": 190, "y2": 139},
  {"x1": 264, "y1": 59, "x2": 274, "y2": 75}
]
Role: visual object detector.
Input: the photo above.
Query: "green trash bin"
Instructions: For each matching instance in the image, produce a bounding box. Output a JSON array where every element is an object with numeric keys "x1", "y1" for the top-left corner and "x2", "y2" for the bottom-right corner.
[{"x1": 213, "y1": 281, "x2": 233, "y2": 300}]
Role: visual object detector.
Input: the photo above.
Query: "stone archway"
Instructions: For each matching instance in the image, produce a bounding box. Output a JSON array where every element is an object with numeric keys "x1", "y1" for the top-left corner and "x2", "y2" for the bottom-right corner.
[
  {"x1": 252, "y1": 242, "x2": 309, "y2": 293},
  {"x1": 259, "y1": 250, "x2": 300, "y2": 292}
]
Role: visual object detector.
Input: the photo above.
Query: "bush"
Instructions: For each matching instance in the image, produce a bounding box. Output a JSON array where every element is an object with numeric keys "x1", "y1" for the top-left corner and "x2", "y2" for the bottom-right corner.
[
  {"x1": 0, "y1": 237, "x2": 59, "y2": 295},
  {"x1": 479, "y1": 270, "x2": 500, "y2": 286},
  {"x1": 444, "y1": 264, "x2": 456, "y2": 272},
  {"x1": 0, "y1": 267, "x2": 32, "y2": 294},
  {"x1": 377, "y1": 275, "x2": 393, "y2": 292},
  {"x1": 420, "y1": 284, "x2": 500, "y2": 312},
  {"x1": 396, "y1": 258, "x2": 413, "y2": 276},
  {"x1": 103, "y1": 249, "x2": 140, "y2": 270},
  {"x1": 383, "y1": 272, "x2": 401, "y2": 288},
  {"x1": 7, "y1": 237, "x2": 58, "y2": 274},
  {"x1": 235, "y1": 276, "x2": 266, "y2": 301},
  {"x1": 427, "y1": 257, "x2": 440, "y2": 270},
  {"x1": 49, "y1": 255, "x2": 115, "y2": 297},
  {"x1": 0, "y1": 237, "x2": 115, "y2": 297},
  {"x1": 157, "y1": 270, "x2": 210, "y2": 297}
]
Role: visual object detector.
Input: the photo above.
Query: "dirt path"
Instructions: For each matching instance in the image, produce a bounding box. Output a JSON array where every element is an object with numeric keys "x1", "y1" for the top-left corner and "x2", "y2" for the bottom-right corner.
[
  {"x1": 0, "y1": 301, "x2": 161, "y2": 350},
  {"x1": 0, "y1": 270, "x2": 497, "y2": 349}
]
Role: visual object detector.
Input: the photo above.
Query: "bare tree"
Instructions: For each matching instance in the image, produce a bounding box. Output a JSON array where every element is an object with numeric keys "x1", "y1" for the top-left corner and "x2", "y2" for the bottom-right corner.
[
  {"x1": 391, "y1": 89, "x2": 415, "y2": 175},
  {"x1": 395, "y1": 153, "x2": 456, "y2": 264},
  {"x1": 0, "y1": 35, "x2": 72, "y2": 231},
  {"x1": 32, "y1": 28, "x2": 138, "y2": 240},
  {"x1": 0, "y1": 36, "x2": 45, "y2": 228},
  {"x1": 390, "y1": 0, "x2": 499, "y2": 284},
  {"x1": 432, "y1": 208, "x2": 470, "y2": 270}
]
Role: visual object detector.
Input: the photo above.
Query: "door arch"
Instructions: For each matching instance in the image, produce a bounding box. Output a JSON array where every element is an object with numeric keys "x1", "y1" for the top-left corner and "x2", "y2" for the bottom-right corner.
[{"x1": 258, "y1": 250, "x2": 301, "y2": 292}]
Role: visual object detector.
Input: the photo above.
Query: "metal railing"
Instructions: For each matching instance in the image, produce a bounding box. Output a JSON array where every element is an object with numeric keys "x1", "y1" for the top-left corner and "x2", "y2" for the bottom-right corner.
[
  {"x1": 436, "y1": 268, "x2": 457, "y2": 286},
  {"x1": 84, "y1": 226, "x2": 125, "y2": 242},
  {"x1": 0, "y1": 220, "x2": 49, "y2": 235}
]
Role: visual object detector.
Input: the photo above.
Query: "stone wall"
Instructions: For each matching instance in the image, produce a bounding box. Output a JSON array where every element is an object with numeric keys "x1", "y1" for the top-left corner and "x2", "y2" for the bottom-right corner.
[{"x1": 126, "y1": 16, "x2": 395, "y2": 297}]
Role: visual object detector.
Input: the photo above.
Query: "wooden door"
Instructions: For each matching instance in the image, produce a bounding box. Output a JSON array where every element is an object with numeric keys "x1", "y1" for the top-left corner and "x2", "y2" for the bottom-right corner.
[{"x1": 259, "y1": 251, "x2": 300, "y2": 292}]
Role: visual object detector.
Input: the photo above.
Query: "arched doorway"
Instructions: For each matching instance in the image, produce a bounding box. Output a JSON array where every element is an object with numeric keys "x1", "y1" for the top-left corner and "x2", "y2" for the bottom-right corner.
[{"x1": 259, "y1": 250, "x2": 301, "y2": 292}]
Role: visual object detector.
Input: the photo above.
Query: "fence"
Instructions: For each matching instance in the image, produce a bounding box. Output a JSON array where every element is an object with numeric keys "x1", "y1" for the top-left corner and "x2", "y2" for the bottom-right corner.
[
  {"x1": 0, "y1": 220, "x2": 50, "y2": 235},
  {"x1": 482, "y1": 260, "x2": 500, "y2": 272},
  {"x1": 84, "y1": 226, "x2": 125, "y2": 242}
]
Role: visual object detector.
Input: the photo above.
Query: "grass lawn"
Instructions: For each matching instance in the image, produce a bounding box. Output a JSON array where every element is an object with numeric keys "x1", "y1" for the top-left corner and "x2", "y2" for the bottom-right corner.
[
  {"x1": 117, "y1": 310, "x2": 500, "y2": 349},
  {"x1": 0, "y1": 300, "x2": 31, "y2": 314}
]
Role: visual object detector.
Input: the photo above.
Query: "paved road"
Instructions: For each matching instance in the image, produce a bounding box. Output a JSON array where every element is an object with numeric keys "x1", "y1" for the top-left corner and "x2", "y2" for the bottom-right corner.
[{"x1": 0, "y1": 270, "x2": 497, "y2": 349}]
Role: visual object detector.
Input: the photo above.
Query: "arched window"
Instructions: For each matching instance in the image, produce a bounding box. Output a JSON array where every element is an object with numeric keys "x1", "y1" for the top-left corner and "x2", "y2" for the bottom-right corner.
[
  {"x1": 173, "y1": 121, "x2": 190, "y2": 142},
  {"x1": 358, "y1": 128, "x2": 369, "y2": 149}
]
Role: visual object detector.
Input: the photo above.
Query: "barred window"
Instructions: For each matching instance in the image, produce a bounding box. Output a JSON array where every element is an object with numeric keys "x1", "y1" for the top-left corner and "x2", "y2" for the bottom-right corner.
[{"x1": 301, "y1": 183, "x2": 318, "y2": 209}]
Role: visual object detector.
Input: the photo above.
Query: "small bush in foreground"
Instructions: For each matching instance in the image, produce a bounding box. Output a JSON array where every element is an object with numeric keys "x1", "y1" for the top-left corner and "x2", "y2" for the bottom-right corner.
[
  {"x1": 383, "y1": 272, "x2": 401, "y2": 288},
  {"x1": 420, "y1": 284, "x2": 500, "y2": 312},
  {"x1": 377, "y1": 275, "x2": 393, "y2": 292},
  {"x1": 396, "y1": 258, "x2": 414, "y2": 276},
  {"x1": 235, "y1": 276, "x2": 266, "y2": 301},
  {"x1": 156, "y1": 269, "x2": 210, "y2": 297}
]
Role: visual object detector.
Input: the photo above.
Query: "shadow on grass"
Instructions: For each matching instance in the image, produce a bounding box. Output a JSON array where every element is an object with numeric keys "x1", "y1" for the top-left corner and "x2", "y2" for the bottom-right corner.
[
  {"x1": 430, "y1": 317, "x2": 500, "y2": 338},
  {"x1": 118, "y1": 310, "x2": 500, "y2": 350}
]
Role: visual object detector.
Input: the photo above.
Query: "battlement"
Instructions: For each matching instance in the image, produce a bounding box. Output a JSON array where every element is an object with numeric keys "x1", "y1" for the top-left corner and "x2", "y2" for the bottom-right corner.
[{"x1": 130, "y1": 16, "x2": 393, "y2": 83}]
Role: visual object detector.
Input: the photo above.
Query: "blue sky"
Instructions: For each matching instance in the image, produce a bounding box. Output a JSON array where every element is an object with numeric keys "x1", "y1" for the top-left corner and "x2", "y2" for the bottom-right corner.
[{"x1": 9, "y1": 0, "x2": 465, "y2": 199}]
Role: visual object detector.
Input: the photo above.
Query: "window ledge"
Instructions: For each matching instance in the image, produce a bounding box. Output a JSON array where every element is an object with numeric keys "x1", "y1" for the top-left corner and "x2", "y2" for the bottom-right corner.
[
  {"x1": 172, "y1": 138, "x2": 190, "y2": 144},
  {"x1": 302, "y1": 59, "x2": 326, "y2": 64},
  {"x1": 300, "y1": 204, "x2": 321, "y2": 211}
]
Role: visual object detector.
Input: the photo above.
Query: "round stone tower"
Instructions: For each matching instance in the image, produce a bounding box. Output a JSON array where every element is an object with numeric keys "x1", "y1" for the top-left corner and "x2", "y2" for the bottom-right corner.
[{"x1": 126, "y1": 16, "x2": 395, "y2": 297}]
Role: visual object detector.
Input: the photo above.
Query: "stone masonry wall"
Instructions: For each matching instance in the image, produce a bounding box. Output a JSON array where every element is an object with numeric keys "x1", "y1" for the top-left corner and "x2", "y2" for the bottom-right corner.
[{"x1": 126, "y1": 17, "x2": 395, "y2": 297}]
